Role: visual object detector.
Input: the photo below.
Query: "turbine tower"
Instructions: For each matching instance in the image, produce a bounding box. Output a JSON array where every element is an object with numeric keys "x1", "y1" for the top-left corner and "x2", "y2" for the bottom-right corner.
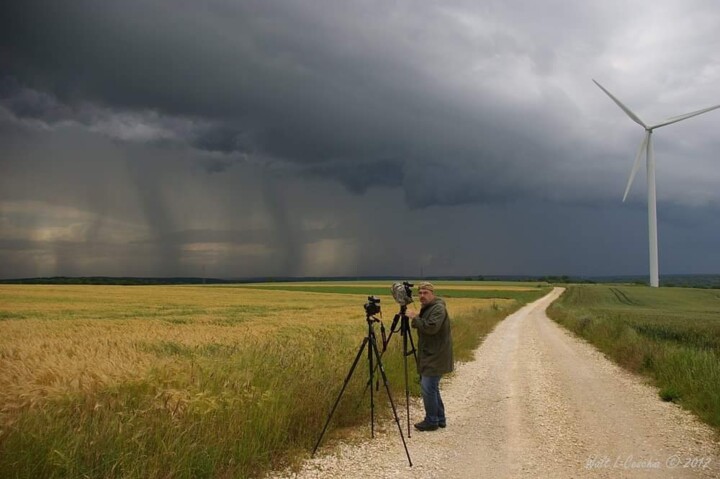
[{"x1": 593, "y1": 80, "x2": 720, "y2": 288}]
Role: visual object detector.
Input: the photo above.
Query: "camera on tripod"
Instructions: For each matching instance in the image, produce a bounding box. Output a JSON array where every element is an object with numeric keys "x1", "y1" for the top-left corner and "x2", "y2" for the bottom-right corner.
[
  {"x1": 391, "y1": 281, "x2": 414, "y2": 306},
  {"x1": 313, "y1": 286, "x2": 414, "y2": 466},
  {"x1": 364, "y1": 296, "x2": 381, "y2": 316}
]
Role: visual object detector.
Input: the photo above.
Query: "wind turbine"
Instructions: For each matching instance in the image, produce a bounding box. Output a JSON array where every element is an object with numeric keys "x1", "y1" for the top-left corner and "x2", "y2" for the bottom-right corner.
[{"x1": 593, "y1": 80, "x2": 720, "y2": 287}]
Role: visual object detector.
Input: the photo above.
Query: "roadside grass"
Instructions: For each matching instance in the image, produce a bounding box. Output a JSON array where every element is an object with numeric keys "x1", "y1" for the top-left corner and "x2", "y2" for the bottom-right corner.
[
  {"x1": 0, "y1": 283, "x2": 548, "y2": 478},
  {"x1": 547, "y1": 285, "x2": 720, "y2": 431}
]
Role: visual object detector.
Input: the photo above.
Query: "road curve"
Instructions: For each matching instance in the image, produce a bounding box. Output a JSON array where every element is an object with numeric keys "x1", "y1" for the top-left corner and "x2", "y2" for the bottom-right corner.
[{"x1": 270, "y1": 288, "x2": 720, "y2": 478}]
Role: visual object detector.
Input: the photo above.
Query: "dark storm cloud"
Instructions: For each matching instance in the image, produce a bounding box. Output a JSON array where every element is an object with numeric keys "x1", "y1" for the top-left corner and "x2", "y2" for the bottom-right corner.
[
  {"x1": 2, "y1": 0, "x2": 720, "y2": 279},
  {"x1": 1, "y1": 0, "x2": 607, "y2": 207}
]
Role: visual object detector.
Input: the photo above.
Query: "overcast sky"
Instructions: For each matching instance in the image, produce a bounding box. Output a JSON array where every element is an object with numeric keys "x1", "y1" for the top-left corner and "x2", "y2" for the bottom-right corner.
[{"x1": 1, "y1": 0, "x2": 720, "y2": 280}]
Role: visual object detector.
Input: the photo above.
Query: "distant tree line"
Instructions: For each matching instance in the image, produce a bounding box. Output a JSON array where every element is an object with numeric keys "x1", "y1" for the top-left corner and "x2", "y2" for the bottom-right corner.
[
  {"x1": 0, "y1": 277, "x2": 234, "y2": 285},
  {"x1": 1, "y1": 274, "x2": 718, "y2": 288}
]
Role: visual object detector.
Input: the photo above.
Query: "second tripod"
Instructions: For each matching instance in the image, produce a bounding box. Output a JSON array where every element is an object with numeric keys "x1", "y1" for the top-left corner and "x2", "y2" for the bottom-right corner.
[{"x1": 386, "y1": 304, "x2": 419, "y2": 437}]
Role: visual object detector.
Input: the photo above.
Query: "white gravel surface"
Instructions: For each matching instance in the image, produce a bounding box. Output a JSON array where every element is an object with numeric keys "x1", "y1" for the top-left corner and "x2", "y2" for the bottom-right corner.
[{"x1": 267, "y1": 288, "x2": 720, "y2": 478}]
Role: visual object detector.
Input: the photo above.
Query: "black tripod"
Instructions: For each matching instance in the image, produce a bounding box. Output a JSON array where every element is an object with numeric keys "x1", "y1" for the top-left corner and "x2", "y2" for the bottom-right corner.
[
  {"x1": 385, "y1": 304, "x2": 419, "y2": 437},
  {"x1": 312, "y1": 314, "x2": 412, "y2": 466}
]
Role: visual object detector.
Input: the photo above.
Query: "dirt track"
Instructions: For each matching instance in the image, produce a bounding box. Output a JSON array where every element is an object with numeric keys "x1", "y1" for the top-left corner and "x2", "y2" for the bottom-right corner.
[{"x1": 269, "y1": 288, "x2": 720, "y2": 478}]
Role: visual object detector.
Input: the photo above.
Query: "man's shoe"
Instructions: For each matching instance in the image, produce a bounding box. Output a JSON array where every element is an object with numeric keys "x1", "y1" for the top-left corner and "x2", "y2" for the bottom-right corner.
[
  {"x1": 438, "y1": 421, "x2": 446, "y2": 428},
  {"x1": 414, "y1": 420, "x2": 439, "y2": 431}
]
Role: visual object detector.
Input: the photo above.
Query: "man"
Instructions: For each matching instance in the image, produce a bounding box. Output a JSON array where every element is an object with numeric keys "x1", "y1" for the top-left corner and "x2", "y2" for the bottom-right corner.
[{"x1": 407, "y1": 281, "x2": 453, "y2": 431}]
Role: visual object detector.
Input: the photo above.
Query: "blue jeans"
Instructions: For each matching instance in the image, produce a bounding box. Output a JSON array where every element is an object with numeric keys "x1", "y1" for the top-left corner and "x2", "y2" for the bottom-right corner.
[{"x1": 420, "y1": 375, "x2": 445, "y2": 425}]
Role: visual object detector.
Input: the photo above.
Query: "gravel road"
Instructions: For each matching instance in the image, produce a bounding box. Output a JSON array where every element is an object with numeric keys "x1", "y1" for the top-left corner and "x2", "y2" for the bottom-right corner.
[{"x1": 268, "y1": 288, "x2": 720, "y2": 478}]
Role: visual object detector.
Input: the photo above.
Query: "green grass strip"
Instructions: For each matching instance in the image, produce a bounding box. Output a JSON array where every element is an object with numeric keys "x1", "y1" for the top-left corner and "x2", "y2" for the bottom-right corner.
[
  {"x1": 235, "y1": 284, "x2": 550, "y2": 303},
  {"x1": 548, "y1": 284, "x2": 720, "y2": 431}
]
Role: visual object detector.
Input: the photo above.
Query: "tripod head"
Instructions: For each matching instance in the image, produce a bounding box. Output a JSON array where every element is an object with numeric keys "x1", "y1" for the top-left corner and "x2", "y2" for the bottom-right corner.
[{"x1": 364, "y1": 295, "x2": 381, "y2": 317}]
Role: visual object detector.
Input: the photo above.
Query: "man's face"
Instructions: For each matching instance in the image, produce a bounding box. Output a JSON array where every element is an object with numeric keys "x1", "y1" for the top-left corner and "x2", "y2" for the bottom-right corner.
[{"x1": 418, "y1": 288, "x2": 435, "y2": 305}]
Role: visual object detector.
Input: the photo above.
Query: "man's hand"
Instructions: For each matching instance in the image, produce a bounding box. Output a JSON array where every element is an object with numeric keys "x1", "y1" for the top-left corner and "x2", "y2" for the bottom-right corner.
[{"x1": 407, "y1": 309, "x2": 418, "y2": 319}]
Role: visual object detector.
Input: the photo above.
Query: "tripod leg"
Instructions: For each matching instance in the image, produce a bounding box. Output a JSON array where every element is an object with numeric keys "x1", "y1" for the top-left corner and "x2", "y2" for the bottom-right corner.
[
  {"x1": 360, "y1": 333, "x2": 391, "y2": 397},
  {"x1": 368, "y1": 329, "x2": 375, "y2": 438},
  {"x1": 402, "y1": 325, "x2": 411, "y2": 437},
  {"x1": 369, "y1": 336, "x2": 413, "y2": 467},
  {"x1": 406, "y1": 320, "x2": 419, "y2": 383},
  {"x1": 312, "y1": 338, "x2": 369, "y2": 457},
  {"x1": 405, "y1": 318, "x2": 418, "y2": 364},
  {"x1": 354, "y1": 317, "x2": 396, "y2": 420}
]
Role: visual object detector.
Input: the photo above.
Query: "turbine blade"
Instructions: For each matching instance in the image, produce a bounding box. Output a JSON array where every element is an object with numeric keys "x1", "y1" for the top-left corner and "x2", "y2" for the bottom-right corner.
[
  {"x1": 651, "y1": 104, "x2": 720, "y2": 129},
  {"x1": 593, "y1": 79, "x2": 648, "y2": 129},
  {"x1": 623, "y1": 132, "x2": 650, "y2": 202}
]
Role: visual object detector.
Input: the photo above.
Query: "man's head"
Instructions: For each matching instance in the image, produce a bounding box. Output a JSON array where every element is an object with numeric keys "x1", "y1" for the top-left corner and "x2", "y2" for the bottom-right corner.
[{"x1": 417, "y1": 282, "x2": 435, "y2": 305}]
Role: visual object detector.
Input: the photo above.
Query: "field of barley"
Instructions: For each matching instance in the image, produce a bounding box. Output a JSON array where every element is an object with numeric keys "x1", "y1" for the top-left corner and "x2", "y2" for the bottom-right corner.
[{"x1": 0, "y1": 281, "x2": 549, "y2": 478}]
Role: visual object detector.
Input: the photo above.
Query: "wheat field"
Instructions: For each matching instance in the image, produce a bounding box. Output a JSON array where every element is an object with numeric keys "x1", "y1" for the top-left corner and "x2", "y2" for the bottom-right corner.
[{"x1": 0, "y1": 283, "x2": 543, "y2": 478}]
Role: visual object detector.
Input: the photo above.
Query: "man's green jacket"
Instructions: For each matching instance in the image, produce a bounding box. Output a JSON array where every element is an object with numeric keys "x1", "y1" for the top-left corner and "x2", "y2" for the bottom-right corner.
[{"x1": 411, "y1": 297, "x2": 453, "y2": 376}]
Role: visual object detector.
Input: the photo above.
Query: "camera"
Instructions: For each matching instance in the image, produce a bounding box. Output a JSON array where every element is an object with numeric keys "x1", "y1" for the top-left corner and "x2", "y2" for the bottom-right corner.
[
  {"x1": 364, "y1": 295, "x2": 381, "y2": 316},
  {"x1": 391, "y1": 281, "x2": 414, "y2": 306}
]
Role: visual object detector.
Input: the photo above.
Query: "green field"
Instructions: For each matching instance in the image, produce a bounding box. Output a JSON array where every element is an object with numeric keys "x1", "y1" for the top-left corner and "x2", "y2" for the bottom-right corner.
[
  {"x1": 548, "y1": 284, "x2": 720, "y2": 431},
  {"x1": 234, "y1": 281, "x2": 549, "y2": 303},
  {"x1": 0, "y1": 282, "x2": 549, "y2": 478}
]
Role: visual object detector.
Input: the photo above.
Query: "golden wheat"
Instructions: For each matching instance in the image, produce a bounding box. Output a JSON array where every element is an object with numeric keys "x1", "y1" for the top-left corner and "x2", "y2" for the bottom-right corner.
[{"x1": 0, "y1": 285, "x2": 503, "y2": 422}]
